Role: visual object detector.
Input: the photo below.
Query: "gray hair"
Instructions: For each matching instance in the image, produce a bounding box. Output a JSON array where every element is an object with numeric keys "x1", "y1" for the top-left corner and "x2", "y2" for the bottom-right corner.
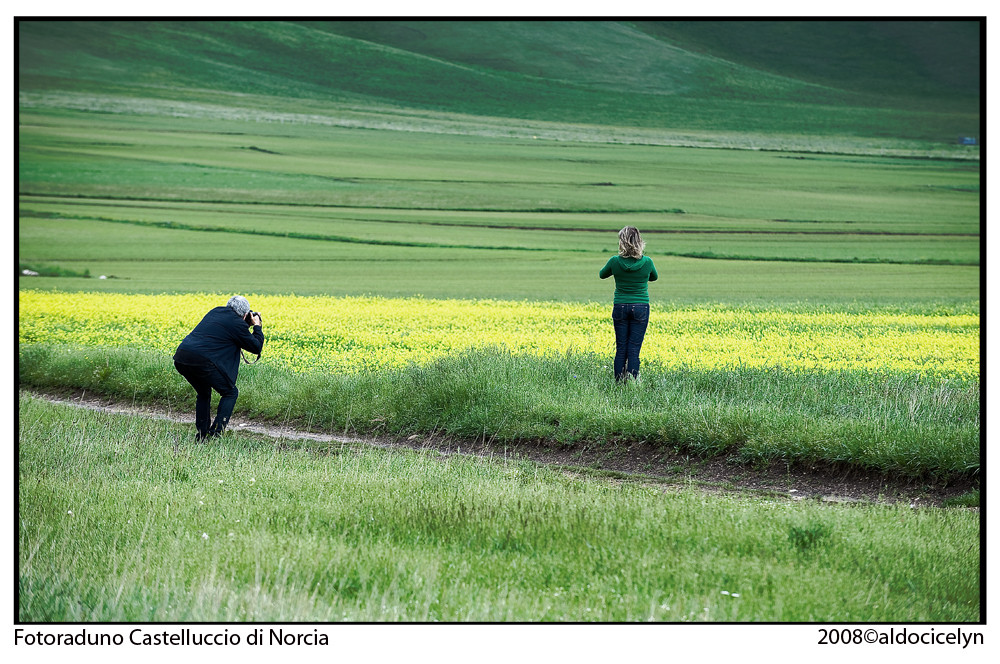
[
  {"x1": 226, "y1": 295, "x2": 251, "y2": 317},
  {"x1": 618, "y1": 226, "x2": 645, "y2": 259}
]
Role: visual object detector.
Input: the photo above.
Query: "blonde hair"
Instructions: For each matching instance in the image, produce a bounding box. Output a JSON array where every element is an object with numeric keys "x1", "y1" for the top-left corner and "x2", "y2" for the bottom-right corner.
[{"x1": 618, "y1": 226, "x2": 645, "y2": 258}]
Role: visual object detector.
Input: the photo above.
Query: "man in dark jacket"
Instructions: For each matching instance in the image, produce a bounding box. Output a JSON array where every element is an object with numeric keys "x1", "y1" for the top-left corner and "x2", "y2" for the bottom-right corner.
[{"x1": 173, "y1": 295, "x2": 264, "y2": 440}]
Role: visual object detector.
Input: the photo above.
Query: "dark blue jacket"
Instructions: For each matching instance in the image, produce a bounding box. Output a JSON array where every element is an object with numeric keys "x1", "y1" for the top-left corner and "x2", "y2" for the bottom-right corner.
[{"x1": 174, "y1": 306, "x2": 265, "y2": 383}]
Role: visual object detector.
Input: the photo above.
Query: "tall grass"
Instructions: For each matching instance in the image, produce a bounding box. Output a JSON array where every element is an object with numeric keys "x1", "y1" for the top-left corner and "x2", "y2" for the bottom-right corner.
[
  {"x1": 18, "y1": 394, "x2": 980, "y2": 622},
  {"x1": 18, "y1": 344, "x2": 979, "y2": 480}
]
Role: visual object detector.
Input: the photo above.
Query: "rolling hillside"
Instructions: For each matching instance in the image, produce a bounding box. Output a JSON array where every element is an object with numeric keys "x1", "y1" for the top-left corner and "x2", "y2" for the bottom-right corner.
[{"x1": 18, "y1": 20, "x2": 980, "y2": 145}]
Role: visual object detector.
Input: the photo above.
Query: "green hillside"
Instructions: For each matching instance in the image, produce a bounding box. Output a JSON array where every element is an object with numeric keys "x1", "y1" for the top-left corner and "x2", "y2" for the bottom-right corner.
[
  {"x1": 18, "y1": 20, "x2": 980, "y2": 145},
  {"x1": 635, "y1": 21, "x2": 980, "y2": 102}
]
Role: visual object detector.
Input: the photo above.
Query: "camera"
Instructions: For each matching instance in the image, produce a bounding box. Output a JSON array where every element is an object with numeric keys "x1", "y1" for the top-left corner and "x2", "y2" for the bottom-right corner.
[{"x1": 244, "y1": 311, "x2": 262, "y2": 326}]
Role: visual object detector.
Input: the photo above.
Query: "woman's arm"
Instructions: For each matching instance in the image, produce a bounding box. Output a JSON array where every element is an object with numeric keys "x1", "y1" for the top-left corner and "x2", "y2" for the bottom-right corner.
[{"x1": 599, "y1": 257, "x2": 615, "y2": 279}]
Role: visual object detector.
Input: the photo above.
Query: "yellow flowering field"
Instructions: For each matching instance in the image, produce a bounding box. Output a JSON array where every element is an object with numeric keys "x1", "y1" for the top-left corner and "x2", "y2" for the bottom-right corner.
[{"x1": 18, "y1": 290, "x2": 979, "y2": 378}]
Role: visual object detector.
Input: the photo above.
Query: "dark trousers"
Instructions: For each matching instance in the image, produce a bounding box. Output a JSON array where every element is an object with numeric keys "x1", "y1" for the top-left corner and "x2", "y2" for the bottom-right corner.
[
  {"x1": 174, "y1": 361, "x2": 239, "y2": 438},
  {"x1": 612, "y1": 303, "x2": 649, "y2": 382}
]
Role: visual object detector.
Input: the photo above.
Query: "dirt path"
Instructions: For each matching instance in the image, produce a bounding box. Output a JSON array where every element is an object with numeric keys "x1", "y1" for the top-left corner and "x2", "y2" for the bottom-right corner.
[{"x1": 27, "y1": 390, "x2": 979, "y2": 509}]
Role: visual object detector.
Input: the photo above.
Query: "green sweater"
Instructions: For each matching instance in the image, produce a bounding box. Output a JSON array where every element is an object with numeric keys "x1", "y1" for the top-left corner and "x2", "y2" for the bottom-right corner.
[{"x1": 599, "y1": 255, "x2": 658, "y2": 304}]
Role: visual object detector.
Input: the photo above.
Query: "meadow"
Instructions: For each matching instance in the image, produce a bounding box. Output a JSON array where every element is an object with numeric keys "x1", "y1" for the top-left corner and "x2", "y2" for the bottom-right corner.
[
  {"x1": 17, "y1": 111, "x2": 982, "y2": 620},
  {"x1": 17, "y1": 108, "x2": 982, "y2": 481},
  {"x1": 17, "y1": 111, "x2": 981, "y2": 303},
  {"x1": 18, "y1": 393, "x2": 981, "y2": 622},
  {"x1": 17, "y1": 20, "x2": 981, "y2": 623},
  {"x1": 19, "y1": 289, "x2": 980, "y2": 480},
  {"x1": 18, "y1": 21, "x2": 979, "y2": 142}
]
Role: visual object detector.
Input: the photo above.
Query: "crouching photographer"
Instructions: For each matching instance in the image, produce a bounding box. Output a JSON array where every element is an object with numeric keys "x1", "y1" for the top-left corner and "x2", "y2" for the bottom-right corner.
[{"x1": 173, "y1": 295, "x2": 264, "y2": 440}]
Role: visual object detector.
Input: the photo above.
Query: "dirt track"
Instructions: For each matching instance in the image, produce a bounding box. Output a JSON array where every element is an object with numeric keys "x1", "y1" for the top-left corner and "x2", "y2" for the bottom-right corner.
[{"x1": 27, "y1": 390, "x2": 979, "y2": 509}]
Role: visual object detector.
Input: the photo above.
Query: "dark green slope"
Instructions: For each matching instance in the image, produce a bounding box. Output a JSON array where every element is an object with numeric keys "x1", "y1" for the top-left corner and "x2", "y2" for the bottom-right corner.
[
  {"x1": 18, "y1": 20, "x2": 980, "y2": 141},
  {"x1": 312, "y1": 20, "x2": 979, "y2": 106},
  {"x1": 18, "y1": 20, "x2": 827, "y2": 103},
  {"x1": 635, "y1": 20, "x2": 980, "y2": 103},
  {"x1": 307, "y1": 21, "x2": 827, "y2": 99}
]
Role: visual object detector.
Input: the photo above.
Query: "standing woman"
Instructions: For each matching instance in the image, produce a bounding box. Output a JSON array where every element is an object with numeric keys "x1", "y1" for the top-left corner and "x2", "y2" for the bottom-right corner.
[{"x1": 599, "y1": 226, "x2": 658, "y2": 383}]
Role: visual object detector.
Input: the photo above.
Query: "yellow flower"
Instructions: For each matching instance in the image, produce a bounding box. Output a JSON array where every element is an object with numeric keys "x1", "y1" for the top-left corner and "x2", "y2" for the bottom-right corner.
[{"x1": 18, "y1": 290, "x2": 980, "y2": 379}]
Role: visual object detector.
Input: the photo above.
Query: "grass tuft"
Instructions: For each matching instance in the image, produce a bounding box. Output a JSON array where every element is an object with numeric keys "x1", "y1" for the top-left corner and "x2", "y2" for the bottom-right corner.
[
  {"x1": 18, "y1": 344, "x2": 979, "y2": 480},
  {"x1": 18, "y1": 393, "x2": 980, "y2": 622}
]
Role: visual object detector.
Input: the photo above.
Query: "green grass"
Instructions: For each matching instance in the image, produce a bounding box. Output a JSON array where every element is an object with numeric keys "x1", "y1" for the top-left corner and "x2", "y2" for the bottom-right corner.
[
  {"x1": 637, "y1": 21, "x2": 979, "y2": 102},
  {"x1": 18, "y1": 21, "x2": 979, "y2": 142},
  {"x1": 16, "y1": 20, "x2": 983, "y2": 626},
  {"x1": 18, "y1": 262, "x2": 91, "y2": 279},
  {"x1": 17, "y1": 344, "x2": 980, "y2": 480},
  {"x1": 18, "y1": 112, "x2": 981, "y2": 228},
  {"x1": 18, "y1": 393, "x2": 980, "y2": 622},
  {"x1": 18, "y1": 202, "x2": 981, "y2": 264},
  {"x1": 14, "y1": 256, "x2": 981, "y2": 307},
  {"x1": 942, "y1": 490, "x2": 980, "y2": 509},
  {"x1": 16, "y1": 109, "x2": 981, "y2": 305}
]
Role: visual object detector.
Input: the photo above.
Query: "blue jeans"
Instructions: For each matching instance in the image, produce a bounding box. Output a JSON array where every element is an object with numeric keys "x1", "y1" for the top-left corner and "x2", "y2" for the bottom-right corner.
[{"x1": 612, "y1": 303, "x2": 649, "y2": 382}]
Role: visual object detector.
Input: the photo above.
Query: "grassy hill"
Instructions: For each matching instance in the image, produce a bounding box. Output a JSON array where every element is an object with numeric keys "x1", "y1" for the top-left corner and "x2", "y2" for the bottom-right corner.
[
  {"x1": 17, "y1": 19, "x2": 981, "y2": 304},
  {"x1": 635, "y1": 21, "x2": 980, "y2": 102},
  {"x1": 18, "y1": 20, "x2": 980, "y2": 145}
]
